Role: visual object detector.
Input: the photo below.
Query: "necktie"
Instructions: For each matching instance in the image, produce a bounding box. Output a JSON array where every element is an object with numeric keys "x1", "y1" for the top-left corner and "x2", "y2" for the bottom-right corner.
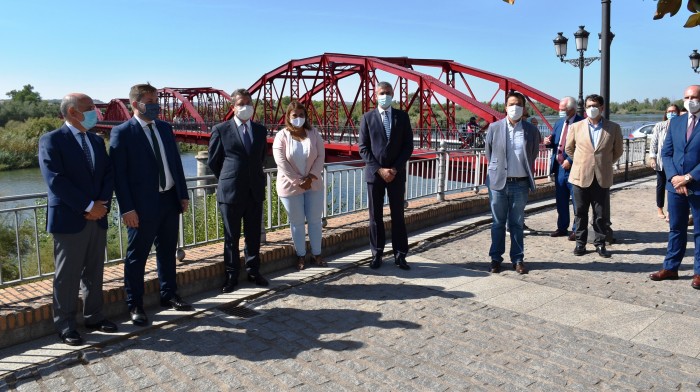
[
  {"x1": 382, "y1": 111, "x2": 391, "y2": 139},
  {"x1": 556, "y1": 121, "x2": 569, "y2": 164},
  {"x1": 78, "y1": 132, "x2": 94, "y2": 173},
  {"x1": 147, "y1": 124, "x2": 166, "y2": 189},
  {"x1": 688, "y1": 115, "x2": 697, "y2": 141},
  {"x1": 242, "y1": 123, "x2": 252, "y2": 154}
]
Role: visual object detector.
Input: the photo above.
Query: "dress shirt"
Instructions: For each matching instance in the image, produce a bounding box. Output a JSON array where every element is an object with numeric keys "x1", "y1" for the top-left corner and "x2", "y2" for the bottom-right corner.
[
  {"x1": 505, "y1": 119, "x2": 528, "y2": 178},
  {"x1": 378, "y1": 106, "x2": 392, "y2": 134},
  {"x1": 233, "y1": 116, "x2": 254, "y2": 147},
  {"x1": 65, "y1": 121, "x2": 95, "y2": 212},
  {"x1": 134, "y1": 116, "x2": 175, "y2": 192},
  {"x1": 588, "y1": 118, "x2": 604, "y2": 149}
]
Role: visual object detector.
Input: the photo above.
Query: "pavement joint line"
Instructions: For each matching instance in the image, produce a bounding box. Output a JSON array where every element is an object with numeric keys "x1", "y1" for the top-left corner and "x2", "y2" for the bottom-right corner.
[{"x1": 0, "y1": 174, "x2": 662, "y2": 380}]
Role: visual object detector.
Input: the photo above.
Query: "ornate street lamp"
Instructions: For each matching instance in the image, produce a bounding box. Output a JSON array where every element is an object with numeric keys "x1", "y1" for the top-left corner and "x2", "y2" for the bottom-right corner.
[
  {"x1": 690, "y1": 49, "x2": 700, "y2": 73},
  {"x1": 553, "y1": 26, "x2": 601, "y2": 117}
]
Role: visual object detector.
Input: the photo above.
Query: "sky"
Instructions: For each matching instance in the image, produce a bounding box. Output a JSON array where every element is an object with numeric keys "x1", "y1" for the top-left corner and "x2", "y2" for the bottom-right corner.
[{"x1": 0, "y1": 0, "x2": 698, "y2": 105}]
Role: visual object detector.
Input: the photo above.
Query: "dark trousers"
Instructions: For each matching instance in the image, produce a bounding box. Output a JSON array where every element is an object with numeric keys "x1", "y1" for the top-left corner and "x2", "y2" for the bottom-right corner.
[
  {"x1": 367, "y1": 176, "x2": 408, "y2": 257},
  {"x1": 573, "y1": 178, "x2": 610, "y2": 247},
  {"x1": 219, "y1": 190, "x2": 262, "y2": 278},
  {"x1": 656, "y1": 170, "x2": 667, "y2": 209},
  {"x1": 662, "y1": 191, "x2": 700, "y2": 275},
  {"x1": 52, "y1": 221, "x2": 106, "y2": 334},
  {"x1": 554, "y1": 166, "x2": 576, "y2": 232},
  {"x1": 124, "y1": 189, "x2": 180, "y2": 310}
]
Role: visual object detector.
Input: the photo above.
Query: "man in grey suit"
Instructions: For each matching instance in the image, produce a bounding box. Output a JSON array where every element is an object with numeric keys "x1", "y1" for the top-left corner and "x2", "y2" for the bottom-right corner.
[
  {"x1": 38, "y1": 93, "x2": 118, "y2": 346},
  {"x1": 485, "y1": 91, "x2": 541, "y2": 274}
]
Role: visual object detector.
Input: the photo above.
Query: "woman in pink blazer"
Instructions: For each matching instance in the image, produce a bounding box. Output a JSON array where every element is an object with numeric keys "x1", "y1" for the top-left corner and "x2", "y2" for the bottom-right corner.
[{"x1": 272, "y1": 101, "x2": 326, "y2": 270}]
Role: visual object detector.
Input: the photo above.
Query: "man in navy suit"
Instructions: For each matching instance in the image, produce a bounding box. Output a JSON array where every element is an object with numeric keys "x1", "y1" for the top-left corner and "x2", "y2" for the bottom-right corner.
[
  {"x1": 359, "y1": 81, "x2": 414, "y2": 270},
  {"x1": 110, "y1": 83, "x2": 192, "y2": 326},
  {"x1": 650, "y1": 84, "x2": 700, "y2": 289},
  {"x1": 208, "y1": 89, "x2": 269, "y2": 293},
  {"x1": 39, "y1": 93, "x2": 117, "y2": 345},
  {"x1": 544, "y1": 96, "x2": 582, "y2": 240}
]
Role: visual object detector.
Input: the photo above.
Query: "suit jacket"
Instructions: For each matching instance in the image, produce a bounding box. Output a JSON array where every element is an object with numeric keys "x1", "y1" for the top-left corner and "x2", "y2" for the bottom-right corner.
[
  {"x1": 358, "y1": 108, "x2": 414, "y2": 183},
  {"x1": 272, "y1": 128, "x2": 325, "y2": 197},
  {"x1": 109, "y1": 118, "x2": 188, "y2": 220},
  {"x1": 546, "y1": 114, "x2": 583, "y2": 174},
  {"x1": 484, "y1": 118, "x2": 541, "y2": 192},
  {"x1": 661, "y1": 113, "x2": 700, "y2": 193},
  {"x1": 207, "y1": 119, "x2": 267, "y2": 204},
  {"x1": 565, "y1": 118, "x2": 623, "y2": 189},
  {"x1": 38, "y1": 125, "x2": 113, "y2": 233}
]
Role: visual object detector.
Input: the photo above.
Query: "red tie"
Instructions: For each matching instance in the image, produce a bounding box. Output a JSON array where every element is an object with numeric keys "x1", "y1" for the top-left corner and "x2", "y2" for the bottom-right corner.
[
  {"x1": 557, "y1": 121, "x2": 569, "y2": 164},
  {"x1": 688, "y1": 115, "x2": 697, "y2": 142}
]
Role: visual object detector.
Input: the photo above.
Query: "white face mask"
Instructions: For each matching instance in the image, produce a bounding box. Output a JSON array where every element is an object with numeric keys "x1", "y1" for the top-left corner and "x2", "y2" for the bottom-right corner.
[
  {"x1": 586, "y1": 106, "x2": 601, "y2": 119},
  {"x1": 684, "y1": 99, "x2": 700, "y2": 114},
  {"x1": 558, "y1": 111, "x2": 567, "y2": 118},
  {"x1": 506, "y1": 105, "x2": 523, "y2": 121},
  {"x1": 290, "y1": 117, "x2": 305, "y2": 128},
  {"x1": 235, "y1": 105, "x2": 254, "y2": 121}
]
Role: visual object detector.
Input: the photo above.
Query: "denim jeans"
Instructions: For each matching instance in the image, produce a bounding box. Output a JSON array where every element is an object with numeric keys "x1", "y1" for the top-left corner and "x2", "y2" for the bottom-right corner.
[
  {"x1": 280, "y1": 189, "x2": 324, "y2": 257},
  {"x1": 488, "y1": 179, "x2": 529, "y2": 264}
]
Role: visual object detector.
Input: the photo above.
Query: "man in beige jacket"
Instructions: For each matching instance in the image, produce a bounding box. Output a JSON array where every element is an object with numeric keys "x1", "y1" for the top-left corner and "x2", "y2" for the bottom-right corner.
[{"x1": 565, "y1": 94, "x2": 623, "y2": 258}]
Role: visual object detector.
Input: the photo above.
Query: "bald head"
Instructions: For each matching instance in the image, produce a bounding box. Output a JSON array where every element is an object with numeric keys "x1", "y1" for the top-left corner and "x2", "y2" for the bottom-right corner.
[{"x1": 685, "y1": 85, "x2": 700, "y2": 115}]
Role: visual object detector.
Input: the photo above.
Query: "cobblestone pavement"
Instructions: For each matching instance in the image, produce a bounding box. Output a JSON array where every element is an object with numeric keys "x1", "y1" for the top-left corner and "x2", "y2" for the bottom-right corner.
[{"x1": 2, "y1": 178, "x2": 700, "y2": 391}]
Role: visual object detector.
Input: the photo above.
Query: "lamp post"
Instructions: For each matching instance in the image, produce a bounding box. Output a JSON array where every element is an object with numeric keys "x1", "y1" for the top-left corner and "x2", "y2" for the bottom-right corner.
[
  {"x1": 691, "y1": 49, "x2": 700, "y2": 73},
  {"x1": 553, "y1": 26, "x2": 600, "y2": 117}
]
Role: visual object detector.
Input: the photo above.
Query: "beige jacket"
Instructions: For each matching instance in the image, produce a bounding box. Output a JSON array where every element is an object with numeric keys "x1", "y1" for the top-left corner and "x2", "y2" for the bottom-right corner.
[{"x1": 565, "y1": 119, "x2": 623, "y2": 188}]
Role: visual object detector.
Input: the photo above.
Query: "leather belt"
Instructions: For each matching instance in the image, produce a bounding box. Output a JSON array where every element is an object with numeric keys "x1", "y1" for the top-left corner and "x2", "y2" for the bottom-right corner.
[{"x1": 506, "y1": 177, "x2": 528, "y2": 182}]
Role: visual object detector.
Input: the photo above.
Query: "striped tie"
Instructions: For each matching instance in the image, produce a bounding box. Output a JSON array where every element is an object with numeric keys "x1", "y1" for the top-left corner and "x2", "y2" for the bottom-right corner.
[
  {"x1": 78, "y1": 132, "x2": 94, "y2": 173},
  {"x1": 688, "y1": 115, "x2": 697, "y2": 141},
  {"x1": 382, "y1": 111, "x2": 391, "y2": 139}
]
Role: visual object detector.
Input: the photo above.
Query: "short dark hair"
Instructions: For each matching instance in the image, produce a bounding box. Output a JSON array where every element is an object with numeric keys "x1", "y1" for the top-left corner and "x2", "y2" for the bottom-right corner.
[
  {"x1": 584, "y1": 94, "x2": 605, "y2": 107},
  {"x1": 505, "y1": 91, "x2": 525, "y2": 106},
  {"x1": 232, "y1": 89, "x2": 252, "y2": 102},
  {"x1": 129, "y1": 83, "x2": 157, "y2": 103}
]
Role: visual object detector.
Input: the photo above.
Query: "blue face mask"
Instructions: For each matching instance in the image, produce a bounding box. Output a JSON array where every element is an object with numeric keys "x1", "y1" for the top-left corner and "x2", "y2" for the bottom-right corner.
[
  {"x1": 377, "y1": 94, "x2": 393, "y2": 109},
  {"x1": 80, "y1": 110, "x2": 98, "y2": 129},
  {"x1": 139, "y1": 102, "x2": 161, "y2": 121},
  {"x1": 666, "y1": 112, "x2": 677, "y2": 120}
]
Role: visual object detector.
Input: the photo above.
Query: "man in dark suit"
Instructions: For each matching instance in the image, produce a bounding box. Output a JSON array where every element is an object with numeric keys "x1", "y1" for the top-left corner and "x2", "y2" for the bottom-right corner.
[
  {"x1": 358, "y1": 81, "x2": 414, "y2": 270},
  {"x1": 650, "y1": 84, "x2": 700, "y2": 289},
  {"x1": 110, "y1": 83, "x2": 192, "y2": 326},
  {"x1": 208, "y1": 89, "x2": 269, "y2": 293},
  {"x1": 38, "y1": 93, "x2": 117, "y2": 345},
  {"x1": 544, "y1": 96, "x2": 582, "y2": 241}
]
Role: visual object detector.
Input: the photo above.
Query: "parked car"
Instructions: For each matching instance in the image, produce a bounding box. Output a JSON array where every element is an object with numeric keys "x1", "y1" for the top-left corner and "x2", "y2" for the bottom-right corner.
[{"x1": 628, "y1": 123, "x2": 655, "y2": 139}]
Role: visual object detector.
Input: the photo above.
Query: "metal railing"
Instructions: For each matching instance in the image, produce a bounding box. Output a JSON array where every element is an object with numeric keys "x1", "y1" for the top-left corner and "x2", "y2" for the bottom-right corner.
[{"x1": 0, "y1": 143, "x2": 648, "y2": 288}]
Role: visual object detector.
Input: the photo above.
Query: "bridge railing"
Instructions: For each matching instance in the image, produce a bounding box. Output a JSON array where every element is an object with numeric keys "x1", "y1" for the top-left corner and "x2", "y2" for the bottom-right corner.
[{"x1": 0, "y1": 142, "x2": 648, "y2": 288}]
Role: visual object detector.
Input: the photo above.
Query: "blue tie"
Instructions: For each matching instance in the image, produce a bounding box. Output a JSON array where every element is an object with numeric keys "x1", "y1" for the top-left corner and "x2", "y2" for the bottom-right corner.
[
  {"x1": 242, "y1": 123, "x2": 252, "y2": 154},
  {"x1": 382, "y1": 111, "x2": 391, "y2": 139},
  {"x1": 78, "y1": 132, "x2": 94, "y2": 173}
]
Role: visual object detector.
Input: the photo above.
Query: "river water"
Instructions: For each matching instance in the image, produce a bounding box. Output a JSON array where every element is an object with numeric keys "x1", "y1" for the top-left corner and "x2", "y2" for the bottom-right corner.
[{"x1": 0, "y1": 114, "x2": 661, "y2": 199}]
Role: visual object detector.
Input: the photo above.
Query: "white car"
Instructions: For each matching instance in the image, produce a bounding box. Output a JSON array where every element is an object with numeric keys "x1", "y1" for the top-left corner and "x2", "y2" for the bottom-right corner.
[{"x1": 628, "y1": 123, "x2": 655, "y2": 139}]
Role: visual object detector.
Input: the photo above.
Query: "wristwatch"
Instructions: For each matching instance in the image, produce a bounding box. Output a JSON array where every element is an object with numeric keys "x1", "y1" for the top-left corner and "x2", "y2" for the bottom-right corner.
[{"x1": 685, "y1": 174, "x2": 693, "y2": 182}]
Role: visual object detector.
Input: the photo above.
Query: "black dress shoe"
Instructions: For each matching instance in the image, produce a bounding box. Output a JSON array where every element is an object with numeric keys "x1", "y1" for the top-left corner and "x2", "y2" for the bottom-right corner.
[
  {"x1": 85, "y1": 319, "x2": 118, "y2": 333},
  {"x1": 595, "y1": 245, "x2": 612, "y2": 258},
  {"x1": 247, "y1": 273, "x2": 269, "y2": 287},
  {"x1": 59, "y1": 330, "x2": 83, "y2": 346},
  {"x1": 130, "y1": 307, "x2": 148, "y2": 327},
  {"x1": 573, "y1": 245, "x2": 586, "y2": 256},
  {"x1": 394, "y1": 255, "x2": 410, "y2": 270},
  {"x1": 490, "y1": 261, "x2": 502, "y2": 273},
  {"x1": 222, "y1": 278, "x2": 238, "y2": 293},
  {"x1": 370, "y1": 255, "x2": 382, "y2": 269},
  {"x1": 161, "y1": 294, "x2": 193, "y2": 311}
]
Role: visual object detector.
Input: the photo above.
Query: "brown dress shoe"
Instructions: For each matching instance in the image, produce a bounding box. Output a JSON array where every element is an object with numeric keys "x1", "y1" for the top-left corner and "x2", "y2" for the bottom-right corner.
[
  {"x1": 692, "y1": 274, "x2": 700, "y2": 290},
  {"x1": 550, "y1": 230, "x2": 567, "y2": 237},
  {"x1": 514, "y1": 262, "x2": 528, "y2": 274},
  {"x1": 490, "y1": 261, "x2": 501, "y2": 274},
  {"x1": 649, "y1": 269, "x2": 679, "y2": 281},
  {"x1": 568, "y1": 232, "x2": 576, "y2": 241}
]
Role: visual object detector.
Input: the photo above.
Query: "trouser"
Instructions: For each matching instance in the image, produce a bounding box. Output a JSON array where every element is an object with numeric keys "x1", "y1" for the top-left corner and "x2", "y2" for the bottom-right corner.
[
  {"x1": 280, "y1": 189, "x2": 324, "y2": 257},
  {"x1": 219, "y1": 190, "x2": 263, "y2": 277},
  {"x1": 367, "y1": 176, "x2": 408, "y2": 258},
  {"x1": 572, "y1": 178, "x2": 610, "y2": 247}
]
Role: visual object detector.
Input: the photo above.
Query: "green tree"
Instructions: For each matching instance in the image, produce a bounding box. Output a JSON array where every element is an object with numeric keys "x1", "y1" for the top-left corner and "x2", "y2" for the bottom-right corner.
[{"x1": 6, "y1": 84, "x2": 42, "y2": 103}]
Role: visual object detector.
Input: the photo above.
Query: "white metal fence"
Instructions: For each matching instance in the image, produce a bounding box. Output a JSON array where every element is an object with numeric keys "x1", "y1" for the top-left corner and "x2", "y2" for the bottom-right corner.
[{"x1": 0, "y1": 139, "x2": 647, "y2": 287}]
